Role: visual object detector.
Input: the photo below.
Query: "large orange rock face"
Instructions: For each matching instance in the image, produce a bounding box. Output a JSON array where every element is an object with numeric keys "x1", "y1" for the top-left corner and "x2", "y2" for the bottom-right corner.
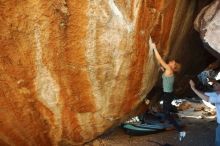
[{"x1": 0, "y1": 0, "x2": 212, "y2": 145}]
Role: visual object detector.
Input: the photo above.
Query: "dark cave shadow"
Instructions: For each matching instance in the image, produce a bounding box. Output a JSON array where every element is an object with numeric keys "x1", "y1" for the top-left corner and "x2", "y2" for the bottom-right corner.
[{"x1": 147, "y1": 140, "x2": 173, "y2": 146}]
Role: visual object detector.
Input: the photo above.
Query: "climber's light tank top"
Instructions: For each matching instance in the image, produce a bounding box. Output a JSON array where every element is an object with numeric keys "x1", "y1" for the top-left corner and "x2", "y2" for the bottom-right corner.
[{"x1": 162, "y1": 74, "x2": 174, "y2": 93}]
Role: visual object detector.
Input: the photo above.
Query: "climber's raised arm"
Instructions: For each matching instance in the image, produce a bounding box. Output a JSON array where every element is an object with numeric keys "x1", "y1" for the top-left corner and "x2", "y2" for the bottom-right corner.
[
  {"x1": 149, "y1": 37, "x2": 170, "y2": 70},
  {"x1": 152, "y1": 47, "x2": 170, "y2": 70}
]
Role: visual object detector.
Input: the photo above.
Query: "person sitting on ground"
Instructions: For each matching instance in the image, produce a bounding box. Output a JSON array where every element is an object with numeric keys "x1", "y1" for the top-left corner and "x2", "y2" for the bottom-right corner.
[
  {"x1": 150, "y1": 38, "x2": 186, "y2": 141},
  {"x1": 189, "y1": 79, "x2": 220, "y2": 146}
]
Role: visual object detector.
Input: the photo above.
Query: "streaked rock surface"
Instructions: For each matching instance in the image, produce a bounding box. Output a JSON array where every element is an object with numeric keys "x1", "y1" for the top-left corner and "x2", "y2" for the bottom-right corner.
[{"x1": 0, "y1": 0, "x2": 214, "y2": 145}]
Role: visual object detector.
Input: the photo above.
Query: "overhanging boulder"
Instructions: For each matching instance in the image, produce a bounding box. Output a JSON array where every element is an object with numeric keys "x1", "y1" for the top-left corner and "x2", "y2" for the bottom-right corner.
[
  {"x1": 194, "y1": 0, "x2": 220, "y2": 58},
  {"x1": 0, "y1": 0, "x2": 215, "y2": 145}
]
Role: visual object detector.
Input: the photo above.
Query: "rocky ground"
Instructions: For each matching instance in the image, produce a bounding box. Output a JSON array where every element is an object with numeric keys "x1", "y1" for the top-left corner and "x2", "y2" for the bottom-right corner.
[
  {"x1": 86, "y1": 118, "x2": 216, "y2": 146},
  {"x1": 85, "y1": 99, "x2": 217, "y2": 146}
]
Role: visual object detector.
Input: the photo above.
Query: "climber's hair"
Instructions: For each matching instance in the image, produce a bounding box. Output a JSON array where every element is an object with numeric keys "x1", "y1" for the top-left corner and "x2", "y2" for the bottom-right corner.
[
  {"x1": 167, "y1": 57, "x2": 181, "y2": 73},
  {"x1": 166, "y1": 57, "x2": 180, "y2": 64}
]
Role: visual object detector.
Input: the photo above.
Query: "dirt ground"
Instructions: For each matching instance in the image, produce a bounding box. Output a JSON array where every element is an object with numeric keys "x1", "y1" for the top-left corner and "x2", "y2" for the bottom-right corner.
[{"x1": 85, "y1": 118, "x2": 216, "y2": 146}]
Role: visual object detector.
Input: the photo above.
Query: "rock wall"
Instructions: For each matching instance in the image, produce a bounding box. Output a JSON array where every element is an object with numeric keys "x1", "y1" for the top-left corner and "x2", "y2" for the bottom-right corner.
[{"x1": 0, "y1": 0, "x2": 213, "y2": 145}]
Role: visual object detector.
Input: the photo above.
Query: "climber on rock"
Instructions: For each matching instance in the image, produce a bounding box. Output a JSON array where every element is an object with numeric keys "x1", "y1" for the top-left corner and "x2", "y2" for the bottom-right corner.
[{"x1": 149, "y1": 37, "x2": 186, "y2": 141}]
